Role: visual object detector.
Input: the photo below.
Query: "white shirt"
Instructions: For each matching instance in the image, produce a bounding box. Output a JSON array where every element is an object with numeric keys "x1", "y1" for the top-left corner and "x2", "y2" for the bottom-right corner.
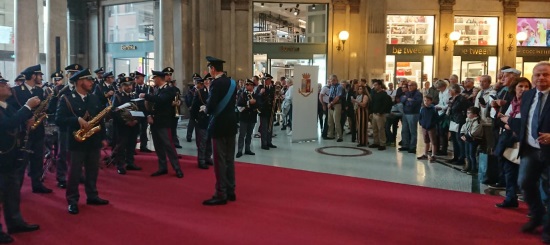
[
  {"x1": 474, "y1": 87, "x2": 496, "y2": 125},
  {"x1": 527, "y1": 89, "x2": 550, "y2": 149},
  {"x1": 77, "y1": 91, "x2": 87, "y2": 101},
  {"x1": 285, "y1": 85, "x2": 293, "y2": 101},
  {"x1": 0, "y1": 101, "x2": 7, "y2": 109},
  {"x1": 386, "y1": 89, "x2": 397, "y2": 101},
  {"x1": 436, "y1": 88, "x2": 450, "y2": 116},
  {"x1": 320, "y1": 85, "x2": 330, "y2": 103}
]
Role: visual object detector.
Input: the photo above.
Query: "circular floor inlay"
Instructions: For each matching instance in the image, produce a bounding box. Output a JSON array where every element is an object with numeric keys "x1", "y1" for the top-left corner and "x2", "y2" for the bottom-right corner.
[{"x1": 315, "y1": 146, "x2": 372, "y2": 157}]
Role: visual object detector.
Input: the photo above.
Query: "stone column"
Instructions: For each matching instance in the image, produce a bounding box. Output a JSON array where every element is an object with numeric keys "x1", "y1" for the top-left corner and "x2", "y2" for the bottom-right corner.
[
  {"x1": 501, "y1": 0, "x2": 519, "y2": 68},
  {"x1": 234, "y1": 0, "x2": 251, "y2": 79},
  {"x1": 159, "y1": 0, "x2": 174, "y2": 69},
  {"x1": 435, "y1": 0, "x2": 456, "y2": 79},
  {"x1": 46, "y1": 0, "x2": 68, "y2": 74},
  {"x1": 365, "y1": 0, "x2": 386, "y2": 81},
  {"x1": 15, "y1": 0, "x2": 40, "y2": 73}
]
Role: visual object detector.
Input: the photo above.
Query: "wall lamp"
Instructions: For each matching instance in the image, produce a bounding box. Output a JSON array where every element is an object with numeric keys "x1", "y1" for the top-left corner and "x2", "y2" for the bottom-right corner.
[
  {"x1": 336, "y1": 31, "x2": 349, "y2": 52},
  {"x1": 508, "y1": 32, "x2": 527, "y2": 51},
  {"x1": 443, "y1": 31, "x2": 461, "y2": 51}
]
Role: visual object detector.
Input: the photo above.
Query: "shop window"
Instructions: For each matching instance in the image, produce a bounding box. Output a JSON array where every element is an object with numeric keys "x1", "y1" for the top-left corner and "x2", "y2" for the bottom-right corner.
[
  {"x1": 517, "y1": 18, "x2": 550, "y2": 47},
  {"x1": 454, "y1": 17, "x2": 498, "y2": 46},
  {"x1": 104, "y1": 2, "x2": 155, "y2": 42},
  {"x1": 386, "y1": 15, "x2": 435, "y2": 45}
]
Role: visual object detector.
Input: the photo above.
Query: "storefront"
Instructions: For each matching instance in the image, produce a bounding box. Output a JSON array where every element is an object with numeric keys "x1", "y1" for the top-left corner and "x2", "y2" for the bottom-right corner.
[
  {"x1": 515, "y1": 17, "x2": 550, "y2": 79},
  {"x1": 385, "y1": 15, "x2": 435, "y2": 87},
  {"x1": 252, "y1": 2, "x2": 328, "y2": 83},
  {"x1": 452, "y1": 16, "x2": 499, "y2": 85},
  {"x1": 103, "y1": 1, "x2": 156, "y2": 75}
]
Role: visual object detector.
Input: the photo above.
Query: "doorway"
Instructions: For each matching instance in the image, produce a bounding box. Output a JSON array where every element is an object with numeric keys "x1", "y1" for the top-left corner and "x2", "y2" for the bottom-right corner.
[{"x1": 112, "y1": 55, "x2": 154, "y2": 77}]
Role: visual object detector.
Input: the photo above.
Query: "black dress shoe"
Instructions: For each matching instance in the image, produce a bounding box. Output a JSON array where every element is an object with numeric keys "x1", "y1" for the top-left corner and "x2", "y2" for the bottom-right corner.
[
  {"x1": 521, "y1": 219, "x2": 542, "y2": 233},
  {"x1": 408, "y1": 148, "x2": 416, "y2": 154},
  {"x1": 126, "y1": 165, "x2": 142, "y2": 171},
  {"x1": 186, "y1": 138, "x2": 192, "y2": 142},
  {"x1": 368, "y1": 144, "x2": 380, "y2": 148},
  {"x1": 68, "y1": 204, "x2": 79, "y2": 215},
  {"x1": 198, "y1": 164, "x2": 209, "y2": 169},
  {"x1": 151, "y1": 170, "x2": 168, "y2": 177},
  {"x1": 325, "y1": 137, "x2": 335, "y2": 140},
  {"x1": 445, "y1": 158, "x2": 458, "y2": 164},
  {"x1": 378, "y1": 146, "x2": 386, "y2": 151},
  {"x1": 117, "y1": 167, "x2": 127, "y2": 175},
  {"x1": 228, "y1": 194, "x2": 236, "y2": 202},
  {"x1": 87, "y1": 197, "x2": 109, "y2": 205},
  {"x1": 261, "y1": 146, "x2": 270, "y2": 150},
  {"x1": 244, "y1": 151, "x2": 255, "y2": 155},
  {"x1": 488, "y1": 183, "x2": 506, "y2": 189},
  {"x1": 0, "y1": 232, "x2": 13, "y2": 244},
  {"x1": 140, "y1": 148, "x2": 153, "y2": 153},
  {"x1": 336, "y1": 138, "x2": 343, "y2": 142},
  {"x1": 175, "y1": 145, "x2": 183, "y2": 149},
  {"x1": 57, "y1": 181, "x2": 67, "y2": 189},
  {"x1": 236, "y1": 152, "x2": 243, "y2": 158},
  {"x1": 206, "y1": 160, "x2": 214, "y2": 166},
  {"x1": 398, "y1": 147, "x2": 409, "y2": 151},
  {"x1": 495, "y1": 201, "x2": 519, "y2": 209},
  {"x1": 32, "y1": 185, "x2": 53, "y2": 194},
  {"x1": 8, "y1": 223, "x2": 40, "y2": 234},
  {"x1": 268, "y1": 144, "x2": 277, "y2": 148},
  {"x1": 176, "y1": 170, "x2": 184, "y2": 178},
  {"x1": 202, "y1": 197, "x2": 228, "y2": 206}
]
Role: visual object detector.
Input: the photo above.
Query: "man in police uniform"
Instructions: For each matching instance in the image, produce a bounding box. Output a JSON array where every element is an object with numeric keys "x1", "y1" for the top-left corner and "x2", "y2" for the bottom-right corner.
[
  {"x1": 112, "y1": 77, "x2": 142, "y2": 174},
  {"x1": 236, "y1": 79, "x2": 259, "y2": 158},
  {"x1": 94, "y1": 71, "x2": 115, "y2": 107},
  {"x1": 185, "y1": 73, "x2": 201, "y2": 143},
  {"x1": 13, "y1": 75, "x2": 25, "y2": 87},
  {"x1": 65, "y1": 64, "x2": 83, "y2": 82},
  {"x1": 56, "y1": 69, "x2": 110, "y2": 215},
  {"x1": 133, "y1": 71, "x2": 153, "y2": 152},
  {"x1": 139, "y1": 70, "x2": 183, "y2": 178},
  {"x1": 163, "y1": 67, "x2": 182, "y2": 148},
  {"x1": 0, "y1": 76, "x2": 41, "y2": 241},
  {"x1": 189, "y1": 77, "x2": 212, "y2": 169},
  {"x1": 203, "y1": 56, "x2": 238, "y2": 206},
  {"x1": 93, "y1": 67, "x2": 104, "y2": 91},
  {"x1": 6, "y1": 65, "x2": 53, "y2": 194},
  {"x1": 256, "y1": 74, "x2": 277, "y2": 150}
]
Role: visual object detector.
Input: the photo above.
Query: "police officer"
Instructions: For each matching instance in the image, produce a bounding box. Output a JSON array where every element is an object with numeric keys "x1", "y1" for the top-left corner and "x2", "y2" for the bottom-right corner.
[
  {"x1": 93, "y1": 67, "x2": 105, "y2": 92},
  {"x1": 6, "y1": 65, "x2": 53, "y2": 193},
  {"x1": 162, "y1": 67, "x2": 182, "y2": 148},
  {"x1": 133, "y1": 71, "x2": 154, "y2": 152},
  {"x1": 56, "y1": 69, "x2": 110, "y2": 215},
  {"x1": 189, "y1": 77, "x2": 212, "y2": 169},
  {"x1": 112, "y1": 77, "x2": 142, "y2": 174},
  {"x1": 185, "y1": 73, "x2": 201, "y2": 143},
  {"x1": 236, "y1": 79, "x2": 259, "y2": 158},
  {"x1": 64, "y1": 64, "x2": 83, "y2": 82},
  {"x1": 256, "y1": 74, "x2": 277, "y2": 150},
  {"x1": 13, "y1": 75, "x2": 25, "y2": 87},
  {"x1": 202, "y1": 56, "x2": 238, "y2": 206},
  {"x1": 94, "y1": 71, "x2": 115, "y2": 108},
  {"x1": 0, "y1": 76, "x2": 41, "y2": 241},
  {"x1": 139, "y1": 70, "x2": 183, "y2": 178}
]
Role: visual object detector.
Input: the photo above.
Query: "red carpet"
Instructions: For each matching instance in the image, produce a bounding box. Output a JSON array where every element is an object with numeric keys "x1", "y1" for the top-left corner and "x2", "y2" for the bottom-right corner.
[{"x1": 7, "y1": 151, "x2": 539, "y2": 244}]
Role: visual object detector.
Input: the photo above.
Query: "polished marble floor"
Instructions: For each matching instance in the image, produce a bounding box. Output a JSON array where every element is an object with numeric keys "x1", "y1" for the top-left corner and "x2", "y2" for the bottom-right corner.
[{"x1": 163, "y1": 119, "x2": 484, "y2": 194}]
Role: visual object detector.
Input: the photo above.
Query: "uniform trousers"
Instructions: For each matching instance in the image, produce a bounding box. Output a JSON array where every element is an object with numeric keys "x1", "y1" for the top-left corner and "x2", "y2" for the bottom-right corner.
[
  {"x1": 238, "y1": 121, "x2": 255, "y2": 153},
  {"x1": 259, "y1": 116, "x2": 273, "y2": 146},
  {"x1": 171, "y1": 118, "x2": 181, "y2": 147},
  {"x1": 113, "y1": 127, "x2": 138, "y2": 168},
  {"x1": 56, "y1": 130, "x2": 69, "y2": 182},
  {"x1": 0, "y1": 165, "x2": 27, "y2": 229},
  {"x1": 212, "y1": 136, "x2": 236, "y2": 199},
  {"x1": 19, "y1": 134, "x2": 44, "y2": 189},
  {"x1": 195, "y1": 127, "x2": 212, "y2": 165},
  {"x1": 66, "y1": 149, "x2": 100, "y2": 205},
  {"x1": 151, "y1": 126, "x2": 181, "y2": 172},
  {"x1": 186, "y1": 119, "x2": 195, "y2": 140}
]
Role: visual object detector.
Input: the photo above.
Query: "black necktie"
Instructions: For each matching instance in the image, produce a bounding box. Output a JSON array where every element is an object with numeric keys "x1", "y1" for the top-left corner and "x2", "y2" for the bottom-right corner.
[{"x1": 532, "y1": 92, "x2": 544, "y2": 139}]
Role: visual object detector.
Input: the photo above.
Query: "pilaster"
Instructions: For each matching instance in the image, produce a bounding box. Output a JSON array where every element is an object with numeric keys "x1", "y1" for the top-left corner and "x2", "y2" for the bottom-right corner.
[
  {"x1": 501, "y1": 0, "x2": 519, "y2": 68},
  {"x1": 46, "y1": 0, "x2": 68, "y2": 75},
  {"x1": 435, "y1": 0, "x2": 456, "y2": 78},
  {"x1": 15, "y1": 0, "x2": 39, "y2": 73}
]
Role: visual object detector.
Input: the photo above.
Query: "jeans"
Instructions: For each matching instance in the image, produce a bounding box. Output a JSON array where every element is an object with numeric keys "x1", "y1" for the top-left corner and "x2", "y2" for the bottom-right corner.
[
  {"x1": 385, "y1": 115, "x2": 400, "y2": 143},
  {"x1": 518, "y1": 146, "x2": 548, "y2": 222},
  {"x1": 450, "y1": 125, "x2": 465, "y2": 162},
  {"x1": 401, "y1": 114, "x2": 419, "y2": 149},
  {"x1": 465, "y1": 141, "x2": 479, "y2": 171},
  {"x1": 503, "y1": 158, "x2": 519, "y2": 204}
]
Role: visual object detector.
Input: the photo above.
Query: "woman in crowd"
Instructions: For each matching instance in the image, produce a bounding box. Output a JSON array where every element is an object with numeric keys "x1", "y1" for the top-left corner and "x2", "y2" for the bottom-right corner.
[
  {"x1": 495, "y1": 77, "x2": 532, "y2": 208},
  {"x1": 446, "y1": 84, "x2": 472, "y2": 166},
  {"x1": 460, "y1": 106, "x2": 483, "y2": 174},
  {"x1": 354, "y1": 85, "x2": 370, "y2": 146}
]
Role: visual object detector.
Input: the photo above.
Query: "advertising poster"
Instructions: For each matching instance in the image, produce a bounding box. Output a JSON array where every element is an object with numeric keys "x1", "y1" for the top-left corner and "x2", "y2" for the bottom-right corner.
[{"x1": 517, "y1": 18, "x2": 550, "y2": 47}]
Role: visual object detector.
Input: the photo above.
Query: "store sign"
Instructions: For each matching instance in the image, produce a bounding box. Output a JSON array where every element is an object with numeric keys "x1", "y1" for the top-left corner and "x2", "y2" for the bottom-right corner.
[
  {"x1": 454, "y1": 46, "x2": 497, "y2": 56},
  {"x1": 280, "y1": 46, "x2": 300, "y2": 52},
  {"x1": 121, "y1": 45, "x2": 138, "y2": 51},
  {"x1": 387, "y1": 45, "x2": 433, "y2": 55},
  {"x1": 517, "y1": 47, "x2": 550, "y2": 57}
]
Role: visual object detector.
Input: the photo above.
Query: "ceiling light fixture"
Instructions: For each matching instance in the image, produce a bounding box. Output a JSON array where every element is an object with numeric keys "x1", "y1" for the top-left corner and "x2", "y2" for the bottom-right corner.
[
  {"x1": 312, "y1": 4, "x2": 316, "y2": 10},
  {"x1": 261, "y1": 3, "x2": 264, "y2": 7},
  {"x1": 294, "y1": 9, "x2": 299, "y2": 16}
]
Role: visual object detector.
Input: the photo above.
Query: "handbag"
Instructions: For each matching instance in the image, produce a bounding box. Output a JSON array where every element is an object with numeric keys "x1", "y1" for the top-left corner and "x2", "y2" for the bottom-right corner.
[{"x1": 503, "y1": 142, "x2": 520, "y2": 164}]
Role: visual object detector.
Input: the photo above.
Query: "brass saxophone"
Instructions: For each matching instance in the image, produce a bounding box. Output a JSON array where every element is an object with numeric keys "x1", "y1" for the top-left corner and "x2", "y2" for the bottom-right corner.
[
  {"x1": 247, "y1": 92, "x2": 260, "y2": 114},
  {"x1": 30, "y1": 87, "x2": 54, "y2": 130},
  {"x1": 174, "y1": 95, "x2": 181, "y2": 118},
  {"x1": 74, "y1": 103, "x2": 113, "y2": 142}
]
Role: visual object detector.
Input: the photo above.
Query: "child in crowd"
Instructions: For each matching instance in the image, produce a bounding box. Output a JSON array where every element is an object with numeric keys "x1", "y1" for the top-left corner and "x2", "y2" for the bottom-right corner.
[
  {"x1": 460, "y1": 106, "x2": 483, "y2": 175},
  {"x1": 418, "y1": 95, "x2": 438, "y2": 162}
]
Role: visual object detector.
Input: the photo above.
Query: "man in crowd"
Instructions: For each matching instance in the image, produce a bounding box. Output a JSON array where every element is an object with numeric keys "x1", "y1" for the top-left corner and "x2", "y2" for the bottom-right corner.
[
  {"x1": 462, "y1": 77, "x2": 478, "y2": 104},
  {"x1": 185, "y1": 73, "x2": 201, "y2": 143},
  {"x1": 133, "y1": 71, "x2": 153, "y2": 152},
  {"x1": 474, "y1": 75, "x2": 496, "y2": 153},
  {"x1": 257, "y1": 74, "x2": 277, "y2": 150},
  {"x1": 398, "y1": 81, "x2": 423, "y2": 154},
  {"x1": 236, "y1": 79, "x2": 259, "y2": 158},
  {"x1": 326, "y1": 75, "x2": 343, "y2": 142},
  {"x1": 189, "y1": 76, "x2": 212, "y2": 169},
  {"x1": 369, "y1": 80, "x2": 392, "y2": 150},
  {"x1": 434, "y1": 80, "x2": 450, "y2": 156},
  {"x1": 319, "y1": 79, "x2": 331, "y2": 138},
  {"x1": 163, "y1": 67, "x2": 182, "y2": 149}
]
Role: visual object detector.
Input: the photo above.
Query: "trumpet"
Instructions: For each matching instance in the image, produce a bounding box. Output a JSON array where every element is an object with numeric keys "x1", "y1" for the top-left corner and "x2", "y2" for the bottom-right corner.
[
  {"x1": 174, "y1": 95, "x2": 180, "y2": 118},
  {"x1": 247, "y1": 92, "x2": 261, "y2": 114}
]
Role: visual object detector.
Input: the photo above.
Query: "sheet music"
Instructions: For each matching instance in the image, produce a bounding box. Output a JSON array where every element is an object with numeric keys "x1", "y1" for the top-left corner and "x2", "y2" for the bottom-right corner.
[
  {"x1": 130, "y1": 111, "x2": 145, "y2": 117},
  {"x1": 131, "y1": 98, "x2": 144, "y2": 102}
]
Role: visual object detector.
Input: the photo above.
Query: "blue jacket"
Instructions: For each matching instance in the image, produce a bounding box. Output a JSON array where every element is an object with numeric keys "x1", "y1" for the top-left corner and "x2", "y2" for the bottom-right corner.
[
  {"x1": 419, "y1": 105, "x2": 438, "y2": 129},
  {"x1": 402, "y1": 90, "x2": 423, "y2": 114}
]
